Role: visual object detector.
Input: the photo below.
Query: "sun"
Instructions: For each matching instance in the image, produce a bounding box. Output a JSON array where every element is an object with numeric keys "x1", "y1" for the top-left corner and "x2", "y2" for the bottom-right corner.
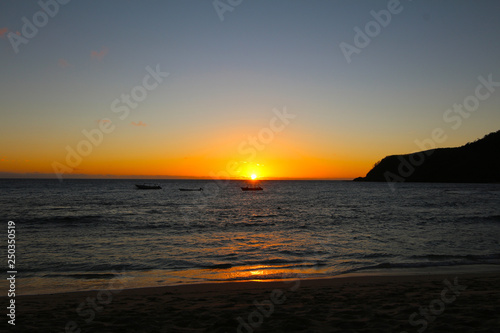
[{"x1": 250, "y1": 174, "x2": 257, "y2": 180}]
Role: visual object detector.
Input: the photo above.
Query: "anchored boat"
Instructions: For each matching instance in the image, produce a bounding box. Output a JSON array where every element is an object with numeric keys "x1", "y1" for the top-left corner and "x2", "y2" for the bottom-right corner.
[
  {"x1": 135, "y1": 183, "x2": 162, "y2": 190},
  {"x1": 241, "y1": 186, "x2": 263, "y2": 191}
]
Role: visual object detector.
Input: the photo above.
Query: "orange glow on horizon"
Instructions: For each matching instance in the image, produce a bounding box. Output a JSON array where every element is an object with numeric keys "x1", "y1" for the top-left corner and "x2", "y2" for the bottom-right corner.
[
  {"x1": 0, "y1": 154, "x2": 373, "y2": 179},
  {"x1": 0, "y1": 124, "x2": 378, "y2": 179}
]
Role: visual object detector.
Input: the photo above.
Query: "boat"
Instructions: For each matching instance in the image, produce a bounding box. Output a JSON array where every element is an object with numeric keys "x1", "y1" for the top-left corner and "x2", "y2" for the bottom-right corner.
[
  {"x1": 135, "y1": 183, "x2": 162, "y2": 190},
  {"x1": 241, "y1": 186, "x2": 263, "y2": 191},
  {"x1": 179, "y1": 188, "x2": 203, "y2": 191}
]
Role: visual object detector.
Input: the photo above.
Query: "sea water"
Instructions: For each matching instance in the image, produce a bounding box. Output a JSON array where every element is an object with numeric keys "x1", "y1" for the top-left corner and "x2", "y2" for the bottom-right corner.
[{"x1": 1, "y1": 179, "x2": 499, "y2": 295}]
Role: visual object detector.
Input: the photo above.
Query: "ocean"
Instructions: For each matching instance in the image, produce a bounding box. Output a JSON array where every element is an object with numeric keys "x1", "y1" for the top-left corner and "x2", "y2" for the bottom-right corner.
[{"x1": 1, "y1": 179, "x2": 500, "y2": 295}]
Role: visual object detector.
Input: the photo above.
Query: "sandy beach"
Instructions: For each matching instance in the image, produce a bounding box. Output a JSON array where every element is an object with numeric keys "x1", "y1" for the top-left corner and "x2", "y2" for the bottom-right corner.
[{"x1": 9, "y1": 268, "x2": 500, "y2": 332}]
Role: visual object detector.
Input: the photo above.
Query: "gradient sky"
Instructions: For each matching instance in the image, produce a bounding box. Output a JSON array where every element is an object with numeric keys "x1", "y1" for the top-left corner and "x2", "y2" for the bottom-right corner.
[{"x1": 1, "y1": 0, "x2": 500, "y2": 179}]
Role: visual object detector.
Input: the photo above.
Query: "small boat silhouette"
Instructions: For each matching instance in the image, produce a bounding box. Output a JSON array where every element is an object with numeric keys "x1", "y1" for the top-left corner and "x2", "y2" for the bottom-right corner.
[
  {"x1": 241, "y1": 186, "x2": 263, "y2": 191},
  {"x1": 135, "y1": 183, "x2": 162, "y2": 190},
  {"x1": 179, "y1": 188, "x2": 203, "y2": 191}
]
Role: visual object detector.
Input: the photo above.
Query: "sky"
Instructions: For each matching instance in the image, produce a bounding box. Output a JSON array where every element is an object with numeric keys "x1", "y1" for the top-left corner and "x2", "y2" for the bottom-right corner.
[{"x1": 1, "y1": 0, "x2": 500, "y2": 180}]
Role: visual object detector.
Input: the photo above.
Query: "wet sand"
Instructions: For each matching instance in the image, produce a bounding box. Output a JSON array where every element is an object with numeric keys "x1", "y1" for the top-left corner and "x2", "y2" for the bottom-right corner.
[{"x1": 10, "y1": 270, "x2": 500, "y2": 332}]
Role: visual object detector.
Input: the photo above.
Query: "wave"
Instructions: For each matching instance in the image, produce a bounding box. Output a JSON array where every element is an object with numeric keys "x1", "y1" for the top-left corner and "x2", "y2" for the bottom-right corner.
[
  {"x1": 44, "y1": 273, "x2": 120, "y2": 280},
  {"x1": 21, "y1": 215, "x2": 106, "y2": 225},
  {"x1": 249, "y1": 214, "x2": 279, "y2": 219},
  {"x1": 455, "y1": 214, "x2": 500, "y2": 223},
  {"x1": 484, "y1": 215, "x2": 500, "y2": 222},
  {"x1": 203, "y1": 263, "x2": 233, "y2": 269},
  {"x1": 410, "y1": 253, "x2": 500, "y2": 261},
  {"x1": 362, "y1": 252, "x2": 394, "y2": 259},
  {"x1": 238, "y1": 221, "x2": 277, "y2": 227},
  {"x1": 352, "y1": 257, "x2": 500, "y2": 273}
]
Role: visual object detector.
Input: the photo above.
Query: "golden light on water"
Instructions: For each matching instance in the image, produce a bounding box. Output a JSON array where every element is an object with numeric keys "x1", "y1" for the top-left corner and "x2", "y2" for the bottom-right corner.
[{"x1": 161, "y1": 264, "x2": 328, "y2": 283}]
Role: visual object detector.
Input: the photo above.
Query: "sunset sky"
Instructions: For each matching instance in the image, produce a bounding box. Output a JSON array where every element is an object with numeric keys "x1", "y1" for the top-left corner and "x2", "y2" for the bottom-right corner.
[{"x1": 1, "y1": 0, "x2": 500, "y2": 179}]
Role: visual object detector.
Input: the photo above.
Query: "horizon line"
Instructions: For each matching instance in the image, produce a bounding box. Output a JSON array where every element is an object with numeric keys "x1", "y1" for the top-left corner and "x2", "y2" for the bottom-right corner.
[{"x1": 0, "y1": 172, "x2": 353, "y2": 181}]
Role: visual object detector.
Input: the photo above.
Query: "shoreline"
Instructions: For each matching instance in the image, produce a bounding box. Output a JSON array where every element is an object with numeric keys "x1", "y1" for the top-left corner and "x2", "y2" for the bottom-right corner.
[
  {"x1": 22, "y1": 264, "x2": 500, "y2": 297},
  {"x1": 14, "y1": 263, "x2": 500, "y2": 297},
  {"x1": 10, "y1": 265, "x2": 500, "y2": 332}
]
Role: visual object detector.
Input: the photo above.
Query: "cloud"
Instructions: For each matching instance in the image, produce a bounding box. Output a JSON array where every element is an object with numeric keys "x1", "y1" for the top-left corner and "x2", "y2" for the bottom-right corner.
[
  {"x1": 0, "y1": 27, "x2": 8, "y2": 38},
  {"x1": 97, "y1": 119, "x2": 112, "y2": 124},
  {"x1": 131, "y1": 121, "x2": 147, "y2": 127},
  {"x1": 91, "y1": 47, "x2": 109, "y2": 60},
  {"x1": 58, "y1": 58, "x2": 71, "y2": 68}
]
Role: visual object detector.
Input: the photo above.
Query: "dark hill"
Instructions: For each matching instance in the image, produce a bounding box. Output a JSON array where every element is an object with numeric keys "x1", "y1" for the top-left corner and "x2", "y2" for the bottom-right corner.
[{"x1": 354, "y1": 130, "x2": 500, "y2": 183}]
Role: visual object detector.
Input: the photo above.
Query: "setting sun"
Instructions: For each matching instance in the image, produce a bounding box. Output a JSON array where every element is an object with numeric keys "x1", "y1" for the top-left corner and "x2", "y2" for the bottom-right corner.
[{"x1": 251, "y1": 174, "x2": 257, "y2": 180}]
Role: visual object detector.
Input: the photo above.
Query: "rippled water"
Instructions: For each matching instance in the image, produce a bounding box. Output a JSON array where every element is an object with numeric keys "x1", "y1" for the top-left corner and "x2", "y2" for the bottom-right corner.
[{"x1": 1, "y1": 179, "x2": 500, "y2": 295}]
